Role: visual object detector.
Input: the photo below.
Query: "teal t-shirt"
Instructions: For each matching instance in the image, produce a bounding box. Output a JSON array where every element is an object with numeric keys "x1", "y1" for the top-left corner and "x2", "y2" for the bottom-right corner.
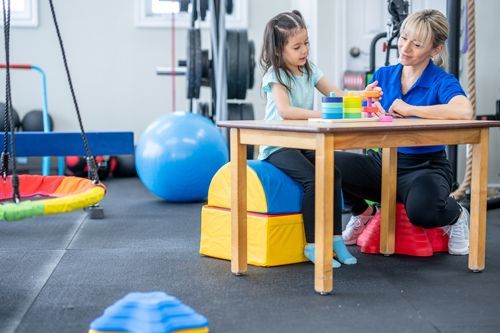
[{"x1": 258, "y1": 62, "x2": 324, "y2": 160}]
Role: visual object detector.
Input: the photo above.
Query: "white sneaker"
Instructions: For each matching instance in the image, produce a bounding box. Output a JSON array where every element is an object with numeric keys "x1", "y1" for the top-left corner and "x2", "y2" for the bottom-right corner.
[
  {"x1": 443, "y1": 205, "x2": 470, "y2": 255},
  {"x1": 342, "y1": 207, "x2": 376, "y2": 245}
]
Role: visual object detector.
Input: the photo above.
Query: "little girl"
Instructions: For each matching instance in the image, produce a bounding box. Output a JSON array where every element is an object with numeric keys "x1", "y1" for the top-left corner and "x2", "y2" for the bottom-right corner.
[{"x1": 258, "y1": 10, "x2": 372, "y2": 268}]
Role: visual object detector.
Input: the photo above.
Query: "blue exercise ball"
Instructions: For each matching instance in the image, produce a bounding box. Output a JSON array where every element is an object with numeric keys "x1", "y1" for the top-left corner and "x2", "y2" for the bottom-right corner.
[{"x1": 136, "y1": 111, "x2": 229, "y2": 202}]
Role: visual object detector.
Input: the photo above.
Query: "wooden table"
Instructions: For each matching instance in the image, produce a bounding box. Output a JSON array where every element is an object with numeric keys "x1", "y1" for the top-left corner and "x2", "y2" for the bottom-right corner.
[{"x1": 217, "y1": 118, "x2": 500, "y2": 294}]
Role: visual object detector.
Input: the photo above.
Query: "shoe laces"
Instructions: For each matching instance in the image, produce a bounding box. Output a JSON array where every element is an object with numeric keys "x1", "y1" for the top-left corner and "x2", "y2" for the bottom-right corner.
[
  {"x1": 348, "y1": 216, "x2": 363, "y2": 230},
  {"x1": 349, "y1": 214, "x2": 373, "y2": 230},
  {"x1": 444, "y1": 220, "x2": 465, "y2": 239}
]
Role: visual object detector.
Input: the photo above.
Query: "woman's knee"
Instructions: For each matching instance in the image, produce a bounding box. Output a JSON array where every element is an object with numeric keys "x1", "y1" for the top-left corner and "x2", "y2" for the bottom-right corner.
[
  {"x1": 405, "y1": 196, "x2": 448, "y2": 228},
  {"x1": 404, "y1": 174, "x2": 450, "y2": 227},
  {"x1": 405, "y1": 203, "x2": 437, "y2": 228}
]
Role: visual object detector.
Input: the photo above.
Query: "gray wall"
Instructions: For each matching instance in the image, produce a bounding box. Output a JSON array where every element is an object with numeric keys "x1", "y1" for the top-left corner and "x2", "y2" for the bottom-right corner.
[
  {"x1": 2, "y1": 0, "x2": 498, "y2": 183},
  {"x1": 2, "y1": 0, "x2": 290, "y2": 140},
  {"x1": 474, "y1": 0, "x2": 500, "y2": 184},
  {"x1": 5, "y1": 0, "x2": 181, "y2": 138}
]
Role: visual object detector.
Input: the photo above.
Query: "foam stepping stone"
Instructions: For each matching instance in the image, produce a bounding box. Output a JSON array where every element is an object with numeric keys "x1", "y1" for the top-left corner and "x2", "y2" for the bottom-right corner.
[
  {"x1": 356, "y1": 203, "x2": 448, "y2": 256},
  {"x1": 89, "y1": 292, "x2": 209, "y2": 333}
]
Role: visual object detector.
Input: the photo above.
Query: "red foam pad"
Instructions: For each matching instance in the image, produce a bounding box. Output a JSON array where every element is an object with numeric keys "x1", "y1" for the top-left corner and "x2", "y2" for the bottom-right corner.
[{"x1": 356, "y1": 203, "x2": 448, "y2": 256}]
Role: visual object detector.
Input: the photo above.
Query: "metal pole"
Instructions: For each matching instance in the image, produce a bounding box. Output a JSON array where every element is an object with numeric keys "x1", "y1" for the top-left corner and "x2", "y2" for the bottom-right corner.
[{"x1": 447, "y1": 0, "x2": 461, "y2": 188}]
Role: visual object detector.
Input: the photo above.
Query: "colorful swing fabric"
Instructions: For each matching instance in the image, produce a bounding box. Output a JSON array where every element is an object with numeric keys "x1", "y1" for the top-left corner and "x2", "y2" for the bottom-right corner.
[{"x1": 1, "y1": 175, "x2": 106, "y2": 221}]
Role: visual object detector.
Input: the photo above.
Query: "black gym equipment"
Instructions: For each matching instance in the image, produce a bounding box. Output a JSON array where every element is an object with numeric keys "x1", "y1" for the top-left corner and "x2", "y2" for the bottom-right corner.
[
  {"x1": 21, "y1": 110, "x2": 54, "y2": 132},
  {"x1": 180, "y1": 28, "x2": 254, "y2": 101},
  {"x1": 156, "y1": 0, "x2": 255, "y2": 125},
  {"x1": 114, "y1": 154, "x2": 137, "y2": 178},
  {"x1": 368, "y1": 0, "x2": 408, "y2": 71},
  {"x1": 447, "y1": 0, "x2": 461, "y2": 189},
  {"x1": 185, "y1": 28, "x2": 203, "y2": 100},
  {"x1": 197, "y1": 102, "x2": 212, "y2": 120},
  {"x1": 0, "y1": 102, "x2": 21, "y2": 130},
  {"x1": 343, "y1": 0, "x2": 409, "y2": 90},
  {"x1": 65, "y1": 155, "x2": 116, "y2": 180},
  {"x1": 227, "y1": 102, "x2": 255, "y2": 159}
]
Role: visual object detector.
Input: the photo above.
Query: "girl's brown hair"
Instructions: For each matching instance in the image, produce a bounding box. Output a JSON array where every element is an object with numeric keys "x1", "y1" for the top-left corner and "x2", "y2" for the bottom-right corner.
[{"x1": 259, "y1": 10, "x2": 311, "y2": 92}]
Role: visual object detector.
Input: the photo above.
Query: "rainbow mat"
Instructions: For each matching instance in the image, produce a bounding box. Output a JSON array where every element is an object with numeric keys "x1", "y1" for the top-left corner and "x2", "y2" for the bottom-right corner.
[
  {"x1": 89, "y1": 292, "x2": 209, "y2": 333},
  {"x1": 1, "y1": 175, "x2": 106, "y2": 221}
]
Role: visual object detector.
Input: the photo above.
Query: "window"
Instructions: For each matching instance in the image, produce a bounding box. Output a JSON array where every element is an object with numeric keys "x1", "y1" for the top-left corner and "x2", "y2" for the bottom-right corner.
[
  {"x1": 1, "y1": 0, "x2": 38, "y2": 27},
  {"x1": 135, "y1": 0, "x2": 247, "y2": 29},
  {"x1": 152, "y1": 0, "x2": 181, "y2": 14}
]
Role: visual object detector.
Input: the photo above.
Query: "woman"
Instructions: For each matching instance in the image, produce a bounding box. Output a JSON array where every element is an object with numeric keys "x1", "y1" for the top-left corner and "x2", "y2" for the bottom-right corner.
[{"x1": 337, "y1": 9, "x2": 473, "y2": 255}]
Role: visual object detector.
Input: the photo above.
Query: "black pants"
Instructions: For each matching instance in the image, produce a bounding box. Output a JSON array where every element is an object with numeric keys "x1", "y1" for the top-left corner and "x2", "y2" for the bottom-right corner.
[
  {"x1": 335, "y1": 149, "x2": 462, "y2": 228},
  {"x1": 266, "y1": 148, "x2": 343, "y2": 243},
  {"x1": 266, "y1": 148, "x2": 461, "y2": 243}
]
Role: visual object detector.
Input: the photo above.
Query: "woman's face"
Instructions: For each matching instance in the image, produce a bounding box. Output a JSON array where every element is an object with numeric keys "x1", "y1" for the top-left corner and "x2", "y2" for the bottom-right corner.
[
  {"x1": 398, "y1": 29, "x2": 441, "y2": 67},
  {"x1": 283, "y1": 28, "x2": 309, "y2": 72}
]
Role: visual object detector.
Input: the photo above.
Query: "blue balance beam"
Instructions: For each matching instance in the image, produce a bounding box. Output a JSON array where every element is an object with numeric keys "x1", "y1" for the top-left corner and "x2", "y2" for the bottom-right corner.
[{"x1": 1, "y1": 132, "x2": 134, "y2": 157}]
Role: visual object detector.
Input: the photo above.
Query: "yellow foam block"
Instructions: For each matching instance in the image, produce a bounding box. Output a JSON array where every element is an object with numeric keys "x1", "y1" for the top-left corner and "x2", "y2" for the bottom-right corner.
[
  {"x1": 200, "y1": 205, "x2": 307, "y2": 267},
  {"x1": 208, "y1": 163, "x2": 268, "y2": 213}
]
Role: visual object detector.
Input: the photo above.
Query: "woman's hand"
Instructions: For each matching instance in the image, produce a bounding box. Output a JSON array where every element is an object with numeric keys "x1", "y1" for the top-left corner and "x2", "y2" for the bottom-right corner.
[
  {"x1": 388, "y1": 99, "x2": 413, "y2": 117},
  {"x1": 373, "y1": 101, "x2": 387, "y2": 117}
]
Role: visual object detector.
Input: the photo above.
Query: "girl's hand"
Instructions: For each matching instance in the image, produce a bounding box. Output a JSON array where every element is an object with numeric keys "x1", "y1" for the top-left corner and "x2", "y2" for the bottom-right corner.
[
  {"x1": 388, "y1": 99, "x2": 413, "y2": 117},
  {"x1": 364, "y1": 80, "x2": 383, "y2": 97}
]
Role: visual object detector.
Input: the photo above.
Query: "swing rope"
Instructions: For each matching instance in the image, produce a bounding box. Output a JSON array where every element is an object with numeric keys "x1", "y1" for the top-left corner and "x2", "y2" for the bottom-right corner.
[
  {"x1": 1, "y1": 0, "x2": 101, "y2": 195},
  {"x1": 1, "y1": 0, "x2": 103, "y2": 210},
  {"x1": 1, "y1": 0, "x2": 20, "y2": 203},
  {"x1": 47, "y1": 0, "x2": 99, "y2": 184}
]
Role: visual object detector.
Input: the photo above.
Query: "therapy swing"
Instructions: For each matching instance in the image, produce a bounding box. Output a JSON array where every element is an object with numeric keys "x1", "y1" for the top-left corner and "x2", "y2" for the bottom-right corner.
[{"x1": 1, "y1": 0, "x2": 109, "y2": 221}]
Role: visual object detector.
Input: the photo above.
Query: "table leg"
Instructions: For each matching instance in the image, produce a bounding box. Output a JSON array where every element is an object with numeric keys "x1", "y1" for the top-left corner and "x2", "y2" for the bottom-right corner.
[
  {"x1": 469, "y1": 128, "x2": 489, "y2": 272},
  {"x1": 380, "y1": 147, "x2": 397, "y2": 255},
  {"x1": 314, "y1": 134, "x2": 334, "y2": 294},
  {"x1": 230, "y1": 128, "x2": 247, "y2": 275}
]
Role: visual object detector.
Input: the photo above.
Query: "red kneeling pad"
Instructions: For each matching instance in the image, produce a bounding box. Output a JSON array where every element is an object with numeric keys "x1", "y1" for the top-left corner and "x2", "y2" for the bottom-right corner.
[{"x1": 357, "y1": 203, "x2": 448, "y2": 256}]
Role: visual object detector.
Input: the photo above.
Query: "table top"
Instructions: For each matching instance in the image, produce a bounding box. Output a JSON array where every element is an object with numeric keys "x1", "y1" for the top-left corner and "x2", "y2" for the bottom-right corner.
[{"x1": 217, "y1": 118, "x2": 500, "y2": 133}]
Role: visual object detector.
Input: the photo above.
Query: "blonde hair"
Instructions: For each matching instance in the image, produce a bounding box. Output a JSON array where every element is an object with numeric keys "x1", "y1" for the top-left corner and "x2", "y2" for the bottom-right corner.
[{"x1": 400, "y1": 9, "x2": 449, "y2": 69}]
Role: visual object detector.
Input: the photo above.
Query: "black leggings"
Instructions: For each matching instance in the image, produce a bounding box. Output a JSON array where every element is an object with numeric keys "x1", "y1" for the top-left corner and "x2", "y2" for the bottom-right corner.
[
  {"x1": 266, "y1": 148, "x2": 462, "y2": 243},
  {"x1": 335, "y1": 149, "x2": 462, "y2": 228},
  {"x1": 266, "y1": 148, "x2": 343, "y2": 243}
]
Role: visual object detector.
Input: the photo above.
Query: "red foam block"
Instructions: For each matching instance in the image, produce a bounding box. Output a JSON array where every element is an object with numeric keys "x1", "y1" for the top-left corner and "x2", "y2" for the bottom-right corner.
[{"x1": 356, "y1": 203, "x2": 448, "y2": 256}]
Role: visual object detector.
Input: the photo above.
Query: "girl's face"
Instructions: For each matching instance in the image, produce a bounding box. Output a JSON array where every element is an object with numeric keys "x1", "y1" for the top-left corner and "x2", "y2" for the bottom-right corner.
[
  {"x1": 282, "y1": 28, "x2": 309, "y2": 72},
  {"x1": 398, "y1": 29, "x2": 442, "y2": 67}
]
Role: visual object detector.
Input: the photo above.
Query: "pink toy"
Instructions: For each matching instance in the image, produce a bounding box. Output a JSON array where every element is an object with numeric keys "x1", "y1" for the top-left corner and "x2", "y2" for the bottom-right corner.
[
  {"x1": 361, "y1": 91, "x2": 380, "y2": 118},
  {"x1": 378, "y1": 115, "x2": 393, "y2": 122},
  {"x1": 360, "y1": 90, "x2": 393, "y2": 122}
]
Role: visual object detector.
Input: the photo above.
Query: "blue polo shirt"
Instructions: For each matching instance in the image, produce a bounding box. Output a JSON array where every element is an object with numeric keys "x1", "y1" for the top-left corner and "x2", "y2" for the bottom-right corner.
[{"x1": 371, "y1": 60, "x2": 466, "y2": 154}]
